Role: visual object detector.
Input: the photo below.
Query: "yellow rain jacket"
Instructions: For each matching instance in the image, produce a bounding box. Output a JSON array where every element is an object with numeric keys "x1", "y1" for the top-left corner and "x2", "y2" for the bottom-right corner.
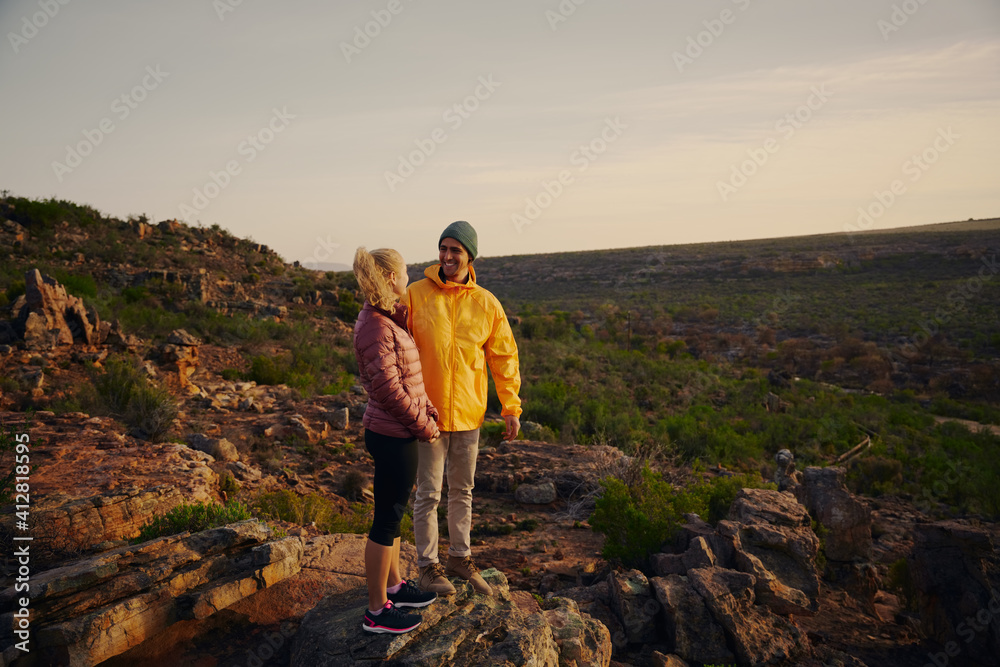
[{"x1": 406, "y1": 264, "x2": 522, "y2": 432}]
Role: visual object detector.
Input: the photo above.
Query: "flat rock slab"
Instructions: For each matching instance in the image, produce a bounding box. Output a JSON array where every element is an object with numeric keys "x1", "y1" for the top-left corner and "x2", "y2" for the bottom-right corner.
[{"x1": 292, "y1": 569, "x2": 576, "y2": 667}]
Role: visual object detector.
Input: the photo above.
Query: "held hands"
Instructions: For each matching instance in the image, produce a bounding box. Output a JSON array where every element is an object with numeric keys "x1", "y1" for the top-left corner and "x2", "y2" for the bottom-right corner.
[{"x1": 502, "y1": 415, "x2": 520, "y2": 442}]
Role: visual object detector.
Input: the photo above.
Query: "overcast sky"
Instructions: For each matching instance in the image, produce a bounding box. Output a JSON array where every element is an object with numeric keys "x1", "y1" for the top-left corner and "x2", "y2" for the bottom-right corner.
[{"x1": 2, "y1": 1, "x2": 998, "y2": 267}]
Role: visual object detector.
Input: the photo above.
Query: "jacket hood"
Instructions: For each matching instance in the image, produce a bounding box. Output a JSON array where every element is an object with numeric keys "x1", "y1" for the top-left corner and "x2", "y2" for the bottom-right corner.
[{"x1": 424, "y1": 263, "x2": 478, "y2": 289}]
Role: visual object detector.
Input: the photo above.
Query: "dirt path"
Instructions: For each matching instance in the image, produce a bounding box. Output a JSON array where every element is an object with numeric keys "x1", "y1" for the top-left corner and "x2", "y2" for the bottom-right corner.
[{"x1": 932, "y1": 415, "x2": 1000, "y2": 437}]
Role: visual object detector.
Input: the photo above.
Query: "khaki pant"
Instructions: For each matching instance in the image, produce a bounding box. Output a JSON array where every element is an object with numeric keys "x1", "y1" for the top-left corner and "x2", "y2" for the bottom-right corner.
[{"x1": 413, "y1": 429, "x2": 479, "y2": 568}]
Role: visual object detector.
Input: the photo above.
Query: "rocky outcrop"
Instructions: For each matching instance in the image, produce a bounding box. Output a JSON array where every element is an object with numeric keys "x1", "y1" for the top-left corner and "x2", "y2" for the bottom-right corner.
[
  {"x1": 291, "y1": 568, "x2": 611, "y2": 667},
  {"x1": 687, "y1": 566, "x2": 810, "y2": 666},
  {"x1": 157, "y1": 328, "x2": 201, "y2": 389},
  {"x1": 0, "y1": 520, "x2": 302, "y2": 667},
  {"x1": 9, "y1": 269, "x2": 108, "y2": 351},
  {"x1": 186, "y1": 433, "x2": 240, "y2": 462},
  {"x1": 723, "y1": 488, "x2": 821, "y2": 615},
  {"x1": 28, "y1": 484, "x2": 185, "y2": 553},
  {"x1": 795, "y1": 467, "x2": 872, "y2": 562},
  {"x1": 515, "y1": 480, "x2": 557, "y2": 505},
  {"x1": 909, "y1": 521, "x2": 1000, "y2": 664},
  {"x1": 607, "y1": 569, "x2": 659, "y2": 644},
  {"x1": 650, "y1": 574, "x2": 734, "y2": 665}
]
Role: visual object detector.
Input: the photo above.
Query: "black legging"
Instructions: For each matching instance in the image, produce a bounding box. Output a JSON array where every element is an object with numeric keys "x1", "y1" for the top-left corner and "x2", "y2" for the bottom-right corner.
[{"x1": 364, "y1": 429, "x2": 419, "y2": 547}]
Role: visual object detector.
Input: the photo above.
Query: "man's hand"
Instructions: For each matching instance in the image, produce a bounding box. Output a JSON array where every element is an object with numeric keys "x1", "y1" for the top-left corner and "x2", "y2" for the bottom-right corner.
[{"x1": 502, "y1": 415, "x2": 520, "y2": 442}]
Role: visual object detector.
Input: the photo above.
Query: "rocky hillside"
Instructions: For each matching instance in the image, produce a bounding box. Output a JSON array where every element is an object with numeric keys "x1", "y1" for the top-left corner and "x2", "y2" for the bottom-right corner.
[{"x1": 1, "y1": 195, "x2": 998, "y2": 666}]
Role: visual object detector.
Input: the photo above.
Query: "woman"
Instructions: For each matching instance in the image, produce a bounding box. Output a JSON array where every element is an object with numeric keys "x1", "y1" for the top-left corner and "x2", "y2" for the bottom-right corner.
[{"x1": 352, "y1": 247, "x2": 441, "y2": 634}]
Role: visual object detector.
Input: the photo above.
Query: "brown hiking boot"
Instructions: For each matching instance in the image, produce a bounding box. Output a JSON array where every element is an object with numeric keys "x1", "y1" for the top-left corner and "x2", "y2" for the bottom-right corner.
[
  {"x1": 445, "y1": 555, "x2": 493, "y2": 596},
  {"x1": 417, "y1": 562, "x2": 456, "y2": 596}
]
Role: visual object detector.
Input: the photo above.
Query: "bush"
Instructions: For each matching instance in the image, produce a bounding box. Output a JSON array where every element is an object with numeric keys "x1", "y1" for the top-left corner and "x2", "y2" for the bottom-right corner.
[
  {"x1": 134, "y1": 500, "x2": 256, "y2": 542},
  {"x1": 92, "y1": 357, "x2": 177, "y2": 442},
  {"x1": 589, "y1": 465, "x2": 773, "y2": 569},
  {"x1": 253, "y1": 489, "x2": 373, "y2": 534}
]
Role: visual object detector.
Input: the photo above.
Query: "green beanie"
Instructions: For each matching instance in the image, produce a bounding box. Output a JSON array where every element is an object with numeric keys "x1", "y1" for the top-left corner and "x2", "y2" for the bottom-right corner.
[{"x1": 439, "y1": 220, "x2": 478, "y2": 261}]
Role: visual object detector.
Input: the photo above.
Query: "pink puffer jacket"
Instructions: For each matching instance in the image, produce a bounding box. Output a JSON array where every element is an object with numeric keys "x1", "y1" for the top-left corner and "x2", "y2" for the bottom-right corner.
[{"x1": 353, "y1": 301, "x2": 439, "y2": 440}]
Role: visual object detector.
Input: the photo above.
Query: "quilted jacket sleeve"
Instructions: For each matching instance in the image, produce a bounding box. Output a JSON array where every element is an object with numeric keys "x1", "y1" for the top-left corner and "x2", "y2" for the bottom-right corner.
[{"x1": 359, "y1": 325, "x2": 437, "y2": 440}]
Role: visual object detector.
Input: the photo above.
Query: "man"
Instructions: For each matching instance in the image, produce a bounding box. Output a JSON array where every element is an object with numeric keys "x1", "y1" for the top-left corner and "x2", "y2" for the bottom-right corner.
[{"x1": 406, "y1": 220, "x2": 522, "y2": 596}]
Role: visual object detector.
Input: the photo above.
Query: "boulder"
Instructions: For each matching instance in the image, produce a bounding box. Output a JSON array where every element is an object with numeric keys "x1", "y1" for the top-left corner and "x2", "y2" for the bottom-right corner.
[
  {"x1": 515, "y1": 480, "x2": 557, "y2": 505},
  {"x1": 0, "y1": 521, "x2": 301, "y2": 667},
  {"x1": 24, "y1": 484, "x2": 185, "y2": 553},
  {"x1": 650, "y1": 574, "x2": 734, "y2": 665},
  {"x1": 13, "y1": 269, "x2": 104, "y2": 350},
  {"x1": 158, "y1": 328, "x2": 201, "y2": 387},
  {"x1": 185, "y1": 433, "x2": 240, "y2": 462},
  {"x1": 909, "y1": 521, "x2": 1000, "y2": 664},
  {"x1": 543, "y1": 596, "x2": 613, "y2": 667},
  {"x1": 794, "y1": 466, "x2": 872, "y2": 562},
  {"x1": 291, "y1": 569, "x2": 608, "y2": 666},
  {"x1": 687, "y1": 567, "x2": 810, "y2": 666},
  {"x1": 724, "y1": 490, "x2": 821, "y2": 615},
  {"x1": 607, "y1": 569, "x2": 659, "y2": 645},
  {"x1": 326, "y1": 407, "x2": 349, "y2": 430}
]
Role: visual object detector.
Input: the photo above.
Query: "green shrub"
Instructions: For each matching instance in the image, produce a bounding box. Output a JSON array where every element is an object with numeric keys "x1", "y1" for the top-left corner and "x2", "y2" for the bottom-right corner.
[
  {"x1": 589, "y1": 465, "x2": 773, "y2": 569},
  {"x1": 219, "y1": 472, "x2": 241, "y2": 496},
  {"x1": 134, "y1": 500, "x2": 256, "y2": 542},
  {"x1": 252, "y1": 489, "x2": 373, "y2": 534},
  {"x1": 220, "y1": 368, "x2": 242, "y2": 381},
  {"x1": 91, "y1": 356, "x2": 178, "y2": 441}
]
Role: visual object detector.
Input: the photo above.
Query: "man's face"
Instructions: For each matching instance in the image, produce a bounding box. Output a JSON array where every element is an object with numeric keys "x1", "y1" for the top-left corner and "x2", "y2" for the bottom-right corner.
[{"x1": 439, "y1": 237, "x2": 470, "y2": 281}]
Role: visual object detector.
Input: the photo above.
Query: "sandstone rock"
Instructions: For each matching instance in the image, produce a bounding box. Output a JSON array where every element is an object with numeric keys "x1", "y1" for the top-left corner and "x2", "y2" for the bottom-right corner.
[
  {"x1": 650, "y1": 552, "x2": 687, "y2": 577},
  {"x1": 326, "y1": 407, "x2": 349, "y2": 430},
  {"x1": 291, "y1": 569, "x2": 579, "y2": 667},
  {"x1": 687, "y1": 566, "x2": 810, "y2": 666},
  {"x1": 14, "y1": 269, "x2": 103, "y2": 350},
  {"x1": 651, "y1": 652, "x2": 690, "y2": 667},
  {"x1": 795, "y1": 467, "x2": 872, "y2": 562},
  {"x1": 544, "y1": 596, "x2": 613, "y2": 667},
  {"x1": 104, "y1": 319, "x2": 142, "y2": 351},
  {"x1": 607, "y1": 569, "x2": 659, "y2": 645},
  {"x1": 158, "y1": 330, "x2": 200, "y2": 387},
  {"x1": 25, "y1": 484, "x2": 185, "y2": 552},
  {"x1": 186, "y1": 433, "x2": 240, "y2": 462},
  {"x1": 909, "y1": 521, "x2": 1000, "y2": 664},
  {"x1": 650, "y1": 574, "x2": 734, "y2": 665},
  {"x1": 0, "y1": 520, "x2": 301, "y2": 667},
  {"x1": 723, "y1": 490, "x2": 821, "y2": 616},
  {"x1": 729, "y1": 488, "x2": 811, "y2": 529},
  {"x1": 682, "y1": 536, "x2": 717, "y2": 571},
  {"x1": 515, "y1": 480, "x2": 557, "y2": 505}
]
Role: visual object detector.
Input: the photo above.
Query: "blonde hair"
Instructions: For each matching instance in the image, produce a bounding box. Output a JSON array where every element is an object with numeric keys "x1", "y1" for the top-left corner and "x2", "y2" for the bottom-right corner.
[{"x1": 353, "y1": 247, "x2": 405, "y2": 311}]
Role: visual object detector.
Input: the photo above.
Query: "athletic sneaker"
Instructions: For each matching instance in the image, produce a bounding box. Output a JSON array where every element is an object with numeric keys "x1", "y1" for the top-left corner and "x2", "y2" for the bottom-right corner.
[
  {"x1": 361, "y1": 600, "x2": 421, "y2": 634},
  {"x1": 387, "y1": 579, "x2": 437, "y2": 608}
]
